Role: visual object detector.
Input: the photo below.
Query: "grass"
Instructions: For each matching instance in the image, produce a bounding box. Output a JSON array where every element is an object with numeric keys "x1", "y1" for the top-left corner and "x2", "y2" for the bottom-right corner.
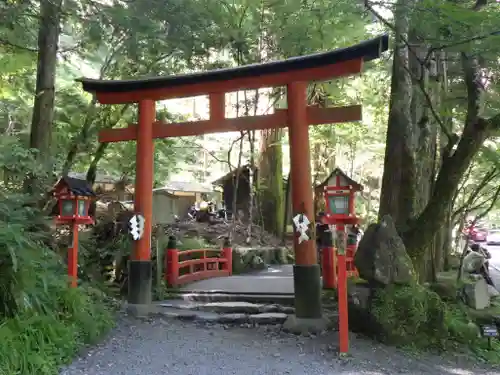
[{"x1": 0, "y1": 285, "x2": 115, "y2": 375}]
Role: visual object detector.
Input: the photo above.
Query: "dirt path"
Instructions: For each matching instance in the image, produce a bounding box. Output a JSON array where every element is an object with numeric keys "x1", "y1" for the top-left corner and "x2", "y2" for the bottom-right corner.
[{"x1": 60, "y1": 316, "x2": 499, "y2": 375}]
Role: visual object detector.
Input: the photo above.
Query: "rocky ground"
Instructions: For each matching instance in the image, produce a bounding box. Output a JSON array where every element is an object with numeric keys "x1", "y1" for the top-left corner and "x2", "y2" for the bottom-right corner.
[
  {"x1": 154, "y1": 221, "x2": 290, "y2": 248},
  {"x1": 60, "y1": 314, "x2": 498, "y2": 375}
]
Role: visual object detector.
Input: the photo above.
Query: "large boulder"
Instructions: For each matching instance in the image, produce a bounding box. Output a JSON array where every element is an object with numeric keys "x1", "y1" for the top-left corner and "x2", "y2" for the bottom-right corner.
[{"x1": 354, "y1": 215, "x2": 416, "y2": 285}]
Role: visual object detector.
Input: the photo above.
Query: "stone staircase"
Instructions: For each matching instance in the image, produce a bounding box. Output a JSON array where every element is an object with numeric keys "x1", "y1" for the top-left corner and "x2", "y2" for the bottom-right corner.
[
  {"x1": 152, "y1": 293, "x2": 339, "y2": 331},
  {"x1": 153, "y1": 300, "x2": 295, "y2": 326}
]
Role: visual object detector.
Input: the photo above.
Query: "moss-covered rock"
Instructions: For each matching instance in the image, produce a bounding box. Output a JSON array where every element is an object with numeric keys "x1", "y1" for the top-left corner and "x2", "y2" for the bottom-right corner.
[
  {"x1": 355, "y1": 215, "x2": 417, "y2": 285},
  {"x1": 232, "y1": 247, "x2": 290, "y2": 274},
  {"x1": 347, "y1": 283, "x2": 480, "y2": 350}
]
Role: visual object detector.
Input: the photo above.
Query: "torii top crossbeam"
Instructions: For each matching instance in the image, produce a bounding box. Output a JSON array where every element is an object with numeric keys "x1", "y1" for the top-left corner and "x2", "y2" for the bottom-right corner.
[{"x1": 78, "y1": 35, "x2": 388, "y2": 104}]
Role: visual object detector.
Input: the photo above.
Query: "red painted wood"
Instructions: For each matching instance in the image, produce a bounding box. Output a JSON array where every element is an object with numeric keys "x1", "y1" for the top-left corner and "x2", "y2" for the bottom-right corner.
[
  {"x1": 337, "y1": 252, "x2": 349, "y2": 353},
  {"x1": 209, "y1": 92, "x2": 225, "y2": 121},
  {"x1": 322, "y1": 246, "x2": 335, "y2": 289},
  {"x1": 288, "y1": 81, "x2": 317, "y2": 266},
  {"x1": 98, "y1": 105, "x2": 362, "y2": 143},
  {"x1": 92, "y1": 59, "x2": 363, "y2": 104},
  {"x1": 134, "y1": 100, "x2": 155, "y2": 261},
  {"x1": 165, "y1": 247, "x2": 233, "y2": 287},
  {"x1": 68, "y1": 222, "x2": 79, "y2": 288}
]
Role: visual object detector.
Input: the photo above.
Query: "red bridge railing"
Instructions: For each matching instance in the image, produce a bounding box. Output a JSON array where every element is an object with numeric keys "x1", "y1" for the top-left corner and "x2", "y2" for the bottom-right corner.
[{"x1": 165, "y1": 237, "x2": 232, "y2": 287}]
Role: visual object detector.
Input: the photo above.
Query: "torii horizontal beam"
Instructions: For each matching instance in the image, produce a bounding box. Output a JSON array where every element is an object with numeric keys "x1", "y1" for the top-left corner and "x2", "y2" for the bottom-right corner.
[
  {"x1": 99, "y1": 105, "x2": 362, "y2": 143},
  {"x1": 77, "y1": 35, "x2": 389, "y2": 104}
]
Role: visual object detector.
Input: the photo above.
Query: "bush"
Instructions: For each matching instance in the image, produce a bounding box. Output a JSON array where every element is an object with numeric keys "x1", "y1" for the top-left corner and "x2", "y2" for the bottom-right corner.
[
  {"x1": 371, "y1": 284, "x2": 481, "y2": 350},
  {"x1": 0, "y1": 140, "x2": 114, "y2": 374},
  {"x1": 0, "y1": 193, "x2": 115, "y2": 374},
  {"x1": 0, "y1": 287, "x2": 113, "y2": 375},
  {"x1": 178, "y1": 237, "x2": 212, "y2": 251}
]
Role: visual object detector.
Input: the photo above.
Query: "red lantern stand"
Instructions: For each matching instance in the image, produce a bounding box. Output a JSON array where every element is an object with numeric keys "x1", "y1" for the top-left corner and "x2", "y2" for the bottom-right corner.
[
  {"x1": 321, "y1": 178, "x2": 362, "y2": 355},
  {"x1": 53, "y1": 177, "x2": 95, "y2": 288}
]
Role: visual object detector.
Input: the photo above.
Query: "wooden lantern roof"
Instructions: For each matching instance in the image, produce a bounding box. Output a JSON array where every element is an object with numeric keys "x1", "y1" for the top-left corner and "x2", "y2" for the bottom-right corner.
[
  {"x1": 316, "y1": 168, "x2": 363, "y2": 191},
  {"x1": 52, "y1": 176, "x2": 96, "y2": 197}
]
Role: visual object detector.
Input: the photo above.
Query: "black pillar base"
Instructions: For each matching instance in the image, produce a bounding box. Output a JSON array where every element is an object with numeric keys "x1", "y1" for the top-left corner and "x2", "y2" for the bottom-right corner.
[
  {"x1": 293, "y1": 264, "x2": 322, "y2": 319},
  {"x1": 128, "y1": 260, "x2": 152, "y2": 306}
]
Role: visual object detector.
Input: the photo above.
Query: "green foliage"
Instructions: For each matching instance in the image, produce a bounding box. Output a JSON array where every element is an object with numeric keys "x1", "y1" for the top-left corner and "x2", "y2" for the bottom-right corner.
[
  {"x1": 0, "y1": 140, "x2": 114, "y2": 374},
  {"x1": 371, "y1": 284, "x2": 500, "y2": 361},
  {"x1": 0, "y1": 287, "x2": 113, "y2": 375},
  {"x1": 178, "y1": 237, "x2": 212, "y2": 251}
]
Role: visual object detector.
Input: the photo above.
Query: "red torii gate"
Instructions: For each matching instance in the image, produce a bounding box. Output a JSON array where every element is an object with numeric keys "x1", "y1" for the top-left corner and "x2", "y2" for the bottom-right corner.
[{"x1": 78, "y1": 35, "x2": 388, "y2": 323}]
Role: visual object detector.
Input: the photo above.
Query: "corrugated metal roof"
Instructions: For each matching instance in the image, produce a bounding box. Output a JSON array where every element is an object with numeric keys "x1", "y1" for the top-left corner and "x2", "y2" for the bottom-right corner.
[{"x1": 154, "y1": 181, "x2": 214, "y2": 193}]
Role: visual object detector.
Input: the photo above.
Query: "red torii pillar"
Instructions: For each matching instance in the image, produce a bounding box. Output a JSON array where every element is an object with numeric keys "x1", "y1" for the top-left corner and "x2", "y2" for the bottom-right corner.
[
  {"x1": 287, "y1": 81, "x2": 322, "y2": 317},
  {"x1": 128, "y1": 99, "x2": 155, "y2": 307},
  {"x1": 77, "y1": 34, "x2": 389, "y2": 322}
]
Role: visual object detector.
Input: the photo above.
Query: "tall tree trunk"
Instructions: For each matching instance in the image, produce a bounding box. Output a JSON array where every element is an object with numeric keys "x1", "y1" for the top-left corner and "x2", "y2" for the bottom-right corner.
[
  {"x1": 86, "y1": 143, "x2": 108, "y2": 184},
  {"x1": 312, "y1": 142, "x2": 323, "y2": 213},
  {"x1": 411, "y1": 41, "x2": 440, "y2": 281},
  {"x1": 377, "y1": 0, "x2": 500, "y2": 282},
  {"x1": 282, "y1": 171, "x2": 291, "y2": 244},
  {"x1": 258, "y1": 128, "x2": 284, "y2": 236},
  {"x1": 378, "y1": 0, "x2": 417, "y2": 231},
  {"x1": 28, "y1": 0, "x2": 62, "y2": 190},
  {"x1": 62, "y1": 98, "x2": 97, "y2": 176},
  {"x1": 402, "y1": 52, "x2": 499, "y2": 260},
  {"x1": 247, "y1": 130, "x2": 256, "y2": 243}
]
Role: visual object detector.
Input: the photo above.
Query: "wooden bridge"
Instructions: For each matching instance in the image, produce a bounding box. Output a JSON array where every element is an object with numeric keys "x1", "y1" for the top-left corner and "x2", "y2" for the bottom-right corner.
[{"x1": 163, "y1": 240, "x2": 358, "y2": 297}]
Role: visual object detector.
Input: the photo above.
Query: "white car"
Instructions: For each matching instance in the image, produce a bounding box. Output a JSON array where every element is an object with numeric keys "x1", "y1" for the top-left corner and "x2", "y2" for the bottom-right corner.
[{"x1": 486, "y1": 229, "x2": 500, "y2": 245}]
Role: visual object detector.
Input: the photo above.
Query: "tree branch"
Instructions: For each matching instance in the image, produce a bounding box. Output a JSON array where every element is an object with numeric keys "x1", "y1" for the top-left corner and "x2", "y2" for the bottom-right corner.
[
  {"x1": 452, "y1": 167, "x2": 498, "y2": 216},
  {"x1": 467, "y1": 189, "x2": 500, "y2": 213},
  {"x1": 475, "y1": 185, "x2": 500, "y2": 221},
  {"x1": 0, "y1": 38, "x2": 37, "y2": 53}
]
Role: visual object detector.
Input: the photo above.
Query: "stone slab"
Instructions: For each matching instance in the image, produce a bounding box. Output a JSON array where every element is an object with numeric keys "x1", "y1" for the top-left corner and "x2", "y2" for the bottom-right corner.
[
  {"x1": 157, "y1": 307, "x2": 219, "y2": 322},
  {"x1": 176, "y1": 293, "x2": 295, "y2": 306},
  {"x1": 463, "y1": 278, "x2": 491, "y2": 310},
  {"x1": 202, "y1": 301, "x2": 263, "y2": 314},
  {"x1": 249, "y1": 313, "x2": 288, "y2": 325},
  {"x1": 217, "y1": 313, "x2": 249, "y2": 324},
  {"x1": 156, "y1": 307, "x2": 290, "y2": 325},
  {"x1": 259, "y1": 304, "x2": 295, "y2": 314},
  {"x1": 157, "y1": 300, "x2": 201, "y2": 310}
]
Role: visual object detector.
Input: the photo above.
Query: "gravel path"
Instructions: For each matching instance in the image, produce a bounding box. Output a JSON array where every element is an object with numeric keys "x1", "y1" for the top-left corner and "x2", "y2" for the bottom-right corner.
[{"x1": 61, "y1": 316, "x2": 499, "y2": 375}]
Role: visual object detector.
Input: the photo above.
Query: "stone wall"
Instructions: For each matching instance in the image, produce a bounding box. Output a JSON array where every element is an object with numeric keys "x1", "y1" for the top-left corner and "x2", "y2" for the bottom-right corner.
[{"x1": 232, "y1": 247, "x2": 292, "y2": 274}]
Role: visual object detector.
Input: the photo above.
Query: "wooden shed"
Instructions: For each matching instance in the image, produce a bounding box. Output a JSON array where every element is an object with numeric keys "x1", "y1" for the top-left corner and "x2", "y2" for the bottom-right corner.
[
  {"x1": 212, "y1": 165, "x2": 258, "y2": 219},
  {"x1": 152, "y1": 181, "x2": 216, "y2": 222},
  {"x1": 151, "y1": 189, "x2": 179, "y2": 224}
]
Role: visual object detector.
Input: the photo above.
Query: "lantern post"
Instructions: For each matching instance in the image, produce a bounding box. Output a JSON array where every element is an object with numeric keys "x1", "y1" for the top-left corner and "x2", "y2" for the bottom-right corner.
[
  {"x1": 321, "y1": 168, "x2": 363, "y2": 355},
  {"x1": 52, "y1": 177, "x2": 96, "y2": 287}
]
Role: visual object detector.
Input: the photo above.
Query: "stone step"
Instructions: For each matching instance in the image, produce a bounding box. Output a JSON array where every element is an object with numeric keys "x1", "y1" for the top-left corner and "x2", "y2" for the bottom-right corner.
[
  {"x1": 152, "y1": 301, "x2": 291, "y2": 326},
  {"x1": 152, "y1": 299, "x2": 339, "y2": 332},
  {"x1": 169, "y1": 291, "x2": 295, "y2": 306},
  {"x1": 157, "y1": 300, "x2": 295, "y2": 314}
]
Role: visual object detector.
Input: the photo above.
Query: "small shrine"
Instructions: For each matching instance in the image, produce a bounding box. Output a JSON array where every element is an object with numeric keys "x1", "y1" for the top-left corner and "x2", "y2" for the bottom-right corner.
[
  {"x1": 316, "y1": 167, "x2": 364, "y2": 285},
  {"x1": 316, "y1": 168, "x2": 363, "y2": 224},
  {"x1": 52, "y1": 176, "x2": 96, "y2": 287},
  {"x1": 52, "y1": 176, "x2": 96, "y2": 225}
]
